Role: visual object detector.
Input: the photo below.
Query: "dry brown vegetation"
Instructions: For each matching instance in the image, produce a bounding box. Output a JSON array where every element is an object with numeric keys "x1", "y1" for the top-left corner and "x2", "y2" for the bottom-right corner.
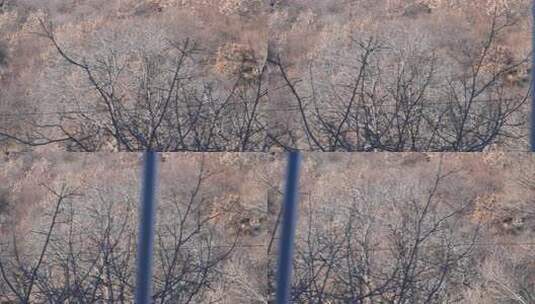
[
  {"x1": 0, "y1": 2, "x2": 534, "y2": 303},
  {"x1": 0, "y1": 153, "x2": 273, "y2": 303},
  {"x1": 0, "y1": 0, "x2": 531, "y2": 151},
  {"x1": 0, "y1": 153, "x2": 534, "y2": 303}
]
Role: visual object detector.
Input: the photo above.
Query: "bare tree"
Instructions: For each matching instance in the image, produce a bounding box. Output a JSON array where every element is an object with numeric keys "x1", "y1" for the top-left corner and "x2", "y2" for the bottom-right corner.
[
  {"x1": 151, "y1": 160, "x2": 239, "y2": 304},
  {"x1": 1, "y1": 7, "x2": 530, "y2": 152},
  {"x1": 0, "y1": 185, "x2": 74, "y2": 303},
  {"x1": 288, "y1": 166, "x2": 480, "y2": 303},
  {"x1": 0, "y1": 19, "x2": 271, "y2": 152},
  {"x1": 0, "y1": 163, "x2": 242, "y2": 303},
  {"x1": 269, "y1": 8, "x2": 529, "y2": 151}
]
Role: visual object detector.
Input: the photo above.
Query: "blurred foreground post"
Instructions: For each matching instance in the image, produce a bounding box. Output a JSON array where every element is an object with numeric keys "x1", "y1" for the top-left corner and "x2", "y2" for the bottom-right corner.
[
  {"x1": 531, "y1": 1, "x2": 535, "y2": 151},
  {"x1": 135, "y1": 152, "x2": 159, "y2": 304},
  {"x1": 276, "y1": 152, "x2": 302, "y2": 304}
]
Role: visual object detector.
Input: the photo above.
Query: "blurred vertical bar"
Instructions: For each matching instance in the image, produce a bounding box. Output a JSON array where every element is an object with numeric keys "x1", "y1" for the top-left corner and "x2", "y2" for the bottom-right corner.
[
  {"x1": 135, "y1": 152, "x2": 159, "y2": 304},
  {"x1": 531, "y1": 1, "x2": 535, "y2": 151},
  {"x1": 276, "y1": 152, "x2": 301, "y2": 304}
]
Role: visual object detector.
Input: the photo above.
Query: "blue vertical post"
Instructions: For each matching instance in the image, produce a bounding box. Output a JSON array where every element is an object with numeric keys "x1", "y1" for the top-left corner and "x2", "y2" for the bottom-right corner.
[
  {"x1": 135, "y1": 152, "x2": 159, "y2": 304},
  {"x1": 531, "y1": 1, "x2": 535, "y2": 151},
  {"x1": 276, "y1": 152, "x2": 301, "y2": 304}
]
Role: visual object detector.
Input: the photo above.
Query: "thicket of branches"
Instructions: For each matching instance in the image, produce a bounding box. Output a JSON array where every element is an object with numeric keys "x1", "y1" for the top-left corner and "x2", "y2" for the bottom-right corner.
[
  {"x1": 287, "y1": 168, "x2": 479, "y2": 303},
  {"x1": 0, "y1": 8, "x2": 530, "y2": 151},
  {"x1": 2, "y1": 155, "x2": 535, "y2": 303},
  {"x1": 264, "y1": 162, "x2": 535, "y2": 303},
  {"x1": 0, "y1": 164, "x2": 246, "y2": 303},
  {"x1": 270, "y1": 9, "x2": 530, "y2": 151},
  {"x1": 0, "y1": 18, "x2": 270, "y2": 152}
]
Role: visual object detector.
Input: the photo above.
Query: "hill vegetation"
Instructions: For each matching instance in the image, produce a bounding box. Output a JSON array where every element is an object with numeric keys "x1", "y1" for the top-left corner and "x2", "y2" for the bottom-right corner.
[
  {"x1": 0, "y1": 0, "x2": 531, "y2": 151},
  {"x1": 1, "y1": 152, "x2": 535, "y2": 302}
]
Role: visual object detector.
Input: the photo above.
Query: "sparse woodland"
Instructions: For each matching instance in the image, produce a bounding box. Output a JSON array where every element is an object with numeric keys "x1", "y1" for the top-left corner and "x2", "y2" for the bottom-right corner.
[
  {"x1": 0, "y1": 153, "x2": 272, "y2": 303},
  {"x1": 0, "y1": 153, "x2": 534, "y2": 303},
  {"x1": 0, "y1": 0, "x2": 531, "y2": 151},
  {"x1": 0, "y1": 1, "x2": 534, "y2": 304}
]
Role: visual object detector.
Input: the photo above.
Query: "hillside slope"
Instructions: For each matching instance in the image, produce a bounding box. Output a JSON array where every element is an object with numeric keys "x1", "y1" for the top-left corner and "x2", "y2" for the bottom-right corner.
[
  {"x1": 0, "y1": 0, "x2": 531, "y2": 151},
  {"x1": 1, "y1": 152, "x2": 535, "y2": 302}
]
